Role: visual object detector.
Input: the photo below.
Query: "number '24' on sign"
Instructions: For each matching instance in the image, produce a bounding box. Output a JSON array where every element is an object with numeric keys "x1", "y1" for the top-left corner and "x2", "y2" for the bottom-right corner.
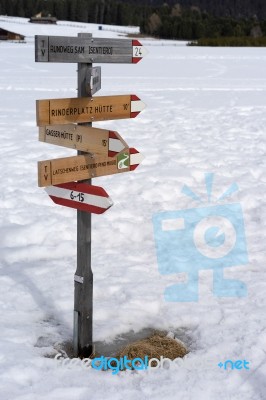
[{"x1": 134, "y1": 47, "x2": 143, "y2": 57}]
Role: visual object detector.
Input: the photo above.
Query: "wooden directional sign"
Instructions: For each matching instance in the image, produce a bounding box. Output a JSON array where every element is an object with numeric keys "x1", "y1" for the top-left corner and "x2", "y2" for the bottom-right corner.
[
  {"x1": 86, "y1": 67, "x2": 101, "y2": 96},
  {"x1": 45, "y1": 182, "x2": 113, "y2": 214},
  {"x1": 35, "y1": 35, "x2": 148, "y2": 64},
  {"x1": 39, "y1": 124, "x2": 128, "y2": 157},
  {"x1": 38, "y1": 148, "x2": 144, "y2": 187},
  {"x1": 36, "y1": 95, "x2": 145, "y2": 126}
]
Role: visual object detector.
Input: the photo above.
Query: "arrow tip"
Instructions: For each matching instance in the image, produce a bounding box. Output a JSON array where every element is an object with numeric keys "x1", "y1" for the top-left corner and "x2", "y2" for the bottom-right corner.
[
  {"x1": 130, "y1": 148, "x2": 145, "y2": 170},
  {"x1": 109, "y1": 130, "x2": 128, "y2": 156},
  {"x1": 132, "y1": 40, "x2": 148, "y2": 63},
  {"x1": 130, "y1": 96, "x2": 146, "y2": 118}
]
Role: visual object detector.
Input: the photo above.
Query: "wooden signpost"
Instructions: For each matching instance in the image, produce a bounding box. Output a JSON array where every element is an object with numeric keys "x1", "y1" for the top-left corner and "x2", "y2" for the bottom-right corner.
[
  {"x1": 39, "y1": 124, "x2": 128, "y2": 156},
  {"x1": 35, "y1": 35, "x2": 148, "y2": 64},
  {"x1": 35, "y1": 32, "x2": 146, "y2": 358},
  {"x1": 36, "y1": 94, "x2": 145, "y2": 126}
]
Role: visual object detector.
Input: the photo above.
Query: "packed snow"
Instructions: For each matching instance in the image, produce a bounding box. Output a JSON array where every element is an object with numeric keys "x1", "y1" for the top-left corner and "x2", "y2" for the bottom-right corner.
[{"x1": 0, "y1": 16, "x2": 265, "y2": 400}]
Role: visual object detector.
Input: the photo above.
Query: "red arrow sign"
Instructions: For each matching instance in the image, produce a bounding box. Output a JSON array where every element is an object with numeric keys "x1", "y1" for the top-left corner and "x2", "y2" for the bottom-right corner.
[{"x1": 45, "y1": 182, "x2": 113, "y2": 214}]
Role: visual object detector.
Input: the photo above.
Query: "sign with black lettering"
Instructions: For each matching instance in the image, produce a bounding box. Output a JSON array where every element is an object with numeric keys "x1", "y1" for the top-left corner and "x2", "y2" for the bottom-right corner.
[
  {"x1": 36, "y1": 95, "x2": 146, "y2": 126},
  {"x1": 39, "y1": 124, "x2": 128, "y2": 157},
  {"x1": 35, "y1": 35, "x2": 148, "y2": 64},
  {"x1": 38, "y1": 148, "x2": 144, "y2": 187}
]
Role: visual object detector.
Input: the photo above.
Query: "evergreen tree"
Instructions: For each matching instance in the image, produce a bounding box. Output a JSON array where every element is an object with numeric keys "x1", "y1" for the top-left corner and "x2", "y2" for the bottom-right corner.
[
  {"x1": 93, "y1": 1, "x2": 100, "y2": 24},
  {"x1": 68, "y1": 0, "x2": 78, "y2": 21},
  {"x1": 1, "y1": 0, "x2": 266, "y2": 43},
  {"x1": 76, "y1": 0, "x2": 88, "y2": 22},
  {"x1": 6, "y1": 0, "x2": 15, "y2": 16},
  {"x1": 16, "y1": 1, "x2": 25, "y2": 17},
  {"x1": 54, "y1": 0, "x2": 68, "y2": 20}
]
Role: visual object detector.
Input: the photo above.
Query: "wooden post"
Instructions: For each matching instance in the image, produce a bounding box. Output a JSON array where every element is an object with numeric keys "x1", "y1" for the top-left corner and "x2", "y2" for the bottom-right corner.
[{"x1": 74, "y1": 32, "x2": 93, "y2": 358}]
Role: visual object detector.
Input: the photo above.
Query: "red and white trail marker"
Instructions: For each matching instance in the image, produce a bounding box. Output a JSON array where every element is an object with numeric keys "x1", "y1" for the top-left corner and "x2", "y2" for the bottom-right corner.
[
  {"x1": 129, "y1": 148, "x2": 145, "y2": 171},
  {"x1": 108, "y1": 130, "x2": 127, "y2": 157},
  {"x1": 130, "y1": 95, "x2": 146, "y2": 118},
  {"x1": 45, "y1": 182, "x2": 113, "y2": 214},
  {"x1": 132, "y1": 40, "x2": 149, "y2": 64}
]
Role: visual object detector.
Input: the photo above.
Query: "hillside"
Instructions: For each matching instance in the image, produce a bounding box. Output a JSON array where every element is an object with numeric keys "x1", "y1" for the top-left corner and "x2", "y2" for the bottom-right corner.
[
  {"x1": 1, "y1": 0, "x2": 265, "y2": 20},
  {"x1": 120, "y1": 0, "x2": 266, "y2": 19},
  {"x1": 0, "y1": 0, "x2": 266, "y2": 41}
]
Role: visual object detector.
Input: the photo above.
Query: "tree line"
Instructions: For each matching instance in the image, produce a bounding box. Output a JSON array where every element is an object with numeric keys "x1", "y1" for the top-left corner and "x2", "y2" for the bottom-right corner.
[
  {"x1": 0, "y1": 0, "x2": 145, "y2": 26},
  {"x1": 0, "y1": 0, "x2": 266, "y2": 42},
  {"x1": 143, "y1": 6, "x2": 266, "y2": 40}
]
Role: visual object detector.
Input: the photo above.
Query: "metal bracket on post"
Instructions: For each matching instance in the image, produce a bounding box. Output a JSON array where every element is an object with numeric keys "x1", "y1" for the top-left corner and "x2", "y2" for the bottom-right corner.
[
  {"x1": 86, "y1": 66, "x2": 101, "y2": 96},
  {"x1": 73, "y1": 32, "x2": 94, "y2": 358}
]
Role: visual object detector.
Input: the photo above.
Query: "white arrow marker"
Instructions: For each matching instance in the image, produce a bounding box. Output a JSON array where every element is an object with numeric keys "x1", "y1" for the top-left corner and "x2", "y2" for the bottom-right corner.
[
  {"x1": 130, "y1": 95, "x2": 146, "y2": 118},
  {"x1": 108, "y1": 131, "x2": 128, "y2": 157},
  {"x1": 129, "y1": 148, "x2": 145, "y2": 171},
  {"x1": 132, "y1": 40, "x2": 149, "y2": 64}
]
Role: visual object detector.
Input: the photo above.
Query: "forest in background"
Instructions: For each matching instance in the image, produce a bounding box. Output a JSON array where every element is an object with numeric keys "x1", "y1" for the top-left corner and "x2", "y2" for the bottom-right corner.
[{"x1": 0, "y1": 0, "x2": 266, "y2": 43}]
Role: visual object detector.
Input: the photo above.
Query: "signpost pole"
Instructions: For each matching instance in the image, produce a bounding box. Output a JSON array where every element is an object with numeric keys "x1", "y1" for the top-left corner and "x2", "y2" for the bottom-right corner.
[{"x1": 74, "y1": 32, "x2": 93, "y2": 358}]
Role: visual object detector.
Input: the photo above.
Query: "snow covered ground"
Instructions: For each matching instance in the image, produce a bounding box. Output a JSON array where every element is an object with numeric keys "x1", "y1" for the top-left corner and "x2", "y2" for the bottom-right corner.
[{"x1": 0, "y1": 16, "x2": 266, "y2": 400}]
